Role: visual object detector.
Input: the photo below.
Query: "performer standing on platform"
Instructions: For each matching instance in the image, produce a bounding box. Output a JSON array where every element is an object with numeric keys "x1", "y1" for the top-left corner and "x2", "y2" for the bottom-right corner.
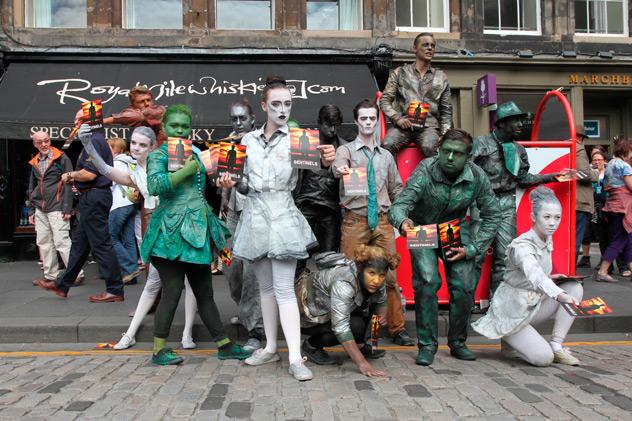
[
  {"x1": 471, "y1": 101, "x2": 565, "y2": 295},
  {"x1": 388, "y1": 128, "x2": 499, "y2": 365},
  {"x1": 380, "y1": 32, "x2": 452, "y2": 158},
  {"x1": 333, "y1": 99, "x2": 415, "y2": 347}
]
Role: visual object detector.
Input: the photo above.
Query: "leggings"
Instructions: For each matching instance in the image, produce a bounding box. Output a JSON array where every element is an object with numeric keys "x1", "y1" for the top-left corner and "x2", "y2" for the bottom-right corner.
[
  {"x1": 252, "y1": 258, "x2": 297, "y2": 304},
  {"x1": 302, "y1": 314, "x2": 368, "y2": 348},
  {"x1": 152, "y1": 256, "x2": 227, "y2": 342},
  {"x1": 503, "y1": 281, "x2": 583, "y2": 367}
]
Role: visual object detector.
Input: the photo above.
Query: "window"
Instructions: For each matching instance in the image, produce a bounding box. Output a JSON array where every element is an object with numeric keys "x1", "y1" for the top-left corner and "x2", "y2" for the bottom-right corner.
[
  {"x1": 25, "y1": 0, "x2": 87, "y2": 28},
  {"x1": 484, "y1": 0, "x2": 541, "y2": 34},
  {"x1": 123, "y1": 0, "x2": 183, "y2": 29},
  {"x1": 575, "y1": 0, "x2": 627, "y2": 35},
  {"x1": 306, "y1": 1, "x2": 361, "y2": 30},
  {"x1": 216, "y1": 0, "x2": 273, "y2": 30},
  {"x1": 396, "y1": 0, "x2": 449, "y2": 32}
]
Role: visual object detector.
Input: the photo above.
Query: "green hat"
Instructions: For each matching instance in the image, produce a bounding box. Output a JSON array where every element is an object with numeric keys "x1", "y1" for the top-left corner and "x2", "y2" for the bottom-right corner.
[{"x1": 495, "y1": 101, "x2": 527, "y2": 123}]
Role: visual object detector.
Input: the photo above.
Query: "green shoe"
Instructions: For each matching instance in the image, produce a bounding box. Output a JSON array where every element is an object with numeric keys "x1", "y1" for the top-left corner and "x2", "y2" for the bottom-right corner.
[
  {"x1": 217, "y1": 343, "x2": 253, "y2": 361},
  {"x1": 152, "y1": 348, "x2": 183, "y2": 366},
  {"x1": 415, "y1": 348, "x2": 435, "y2": 366},
  {"x1": 450, "y1": 345, "x2": 476, "y2": 361}
]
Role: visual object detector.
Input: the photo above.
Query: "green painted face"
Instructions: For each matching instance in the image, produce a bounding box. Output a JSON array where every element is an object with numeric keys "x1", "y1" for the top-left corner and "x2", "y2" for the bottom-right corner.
[
  {"x1": 438, "y1": 139, "x2": 468, "y2": 179},
  {"x1": 163, "y1": 112, "x2": 192, "y2": 138}
]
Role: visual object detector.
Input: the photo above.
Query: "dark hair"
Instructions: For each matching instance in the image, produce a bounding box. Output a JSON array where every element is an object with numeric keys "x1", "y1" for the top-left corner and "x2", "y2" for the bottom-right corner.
[
  {"x1": 230, "y1": 98, "x2": 254, "y2": 116},
  {"x1": 163, "y1": 104, "x2": 192, "y2": 125},
  {"x1": 414, "y1": 32, "x2": 435, "y2": 47},
  {"x1": 613, "y1": 137, "x2": 631, "y2": 159},
  {"x1": 262, "y1": 75, "x2": 289, "y2": 101},
  {"x1": 318, "y1": 104, "x2": 343, "y2": 125},
  {"x1": 438, "y1": 128, "x2": 474, "y2": 153},
  {"x1": 353, "y1": 99, "x2": 379, "y2": 121}
]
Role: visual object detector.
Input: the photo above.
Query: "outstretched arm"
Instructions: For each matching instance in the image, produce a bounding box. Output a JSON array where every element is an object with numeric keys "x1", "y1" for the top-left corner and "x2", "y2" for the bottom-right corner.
[{"x1": 78, "y1": 125, "x2": 134, "y2": 187}]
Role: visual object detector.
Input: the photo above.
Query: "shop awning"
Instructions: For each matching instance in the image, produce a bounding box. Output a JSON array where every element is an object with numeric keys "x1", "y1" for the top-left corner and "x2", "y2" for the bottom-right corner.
[{"x1": 0, "y1": 61, "x2": 377, "y2": 141}]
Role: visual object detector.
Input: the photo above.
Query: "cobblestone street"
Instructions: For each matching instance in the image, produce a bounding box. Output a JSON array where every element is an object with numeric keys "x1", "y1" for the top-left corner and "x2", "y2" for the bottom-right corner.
[{"x1": 2, "y1": 340, "x2": 632, "y2": 420}]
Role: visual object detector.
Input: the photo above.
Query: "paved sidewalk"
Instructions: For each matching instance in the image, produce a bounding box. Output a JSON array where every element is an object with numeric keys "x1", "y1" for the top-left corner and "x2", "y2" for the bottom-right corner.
[
  {"x1": 1, "y1": 337, "x2": 632, "y2": 420},
  {"x1": 1, "y1": 252, "x2": 631, "y2": 343}
]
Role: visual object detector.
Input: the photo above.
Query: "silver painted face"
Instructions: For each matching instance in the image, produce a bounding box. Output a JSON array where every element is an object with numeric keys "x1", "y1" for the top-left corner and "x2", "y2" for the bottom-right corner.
[
  {"x1": 263, "y1": 89, "x2": 292, "y2": 126},
  {"x1": 532, "y1": 202, "x2": 562, "y2": 238},
  {"x1": 355, "y1": 108, "x2": 378, "y2": 137},
  {"x1": 230, "y1": 105, "x2": 255, "y2": 134},
  {"x1": 130, "y1": 133, "x2": 152, "y2": 161}
]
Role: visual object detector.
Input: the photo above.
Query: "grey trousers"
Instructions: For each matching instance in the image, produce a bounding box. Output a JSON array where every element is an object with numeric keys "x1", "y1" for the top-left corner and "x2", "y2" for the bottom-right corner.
[{"x1": 382, "y1": 126, "x2": 440, "y2": 157}]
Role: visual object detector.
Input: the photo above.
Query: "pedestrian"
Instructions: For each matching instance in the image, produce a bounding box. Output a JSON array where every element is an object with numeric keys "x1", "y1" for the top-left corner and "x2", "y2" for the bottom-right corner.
[
  {"x1": 218, "y1": 76, "x2": 336, "y2": 381},
  {"x1": 472, "y1": 186, "x2": 583, "y2": 367},
  {"x1": 106, "y1": 138, "x2": 141, "y2": 284},
  {"x1": 141, "y1": 104, "x2": 251, "y2": 365},
  {"x1": 297, "y1": 245, "x2": 399, "y2": 377},
  {"x1": 294, "y1": 104, "x2": 346, "y2": 277},
  {"x1": 333, "y1": 99, "x2": 415, "y2": 347},
  {"x1": 574, "y1": 126, "x2": 599, "y2": 262},
  {"x1": 388, "y1": 128, "x2": 500, "y2": 365},
  {"x1": 35, "y1": 120, "x2": 125, "y2": 302},
  {"x1": 77, "y1": 126, "x2": 199, "y2": 350},
  {"x1": 577, "y1": 149, "x2": 607, "y2": 269},
  {"x1": 380, "y1": 32, "x2": 452, "y2": 158},
  {"x1": 471, "y1": 101, "x2": 568, "y2": 296},
  {"x1": 595, "y1": 137, "x2": 632, "y2": 282},
  {"x1": 28, "y1": 131, "x2": 84, "y2": 286},
  {"x1": 220, "y1": 99, "x2": 265, "y2": 352}
]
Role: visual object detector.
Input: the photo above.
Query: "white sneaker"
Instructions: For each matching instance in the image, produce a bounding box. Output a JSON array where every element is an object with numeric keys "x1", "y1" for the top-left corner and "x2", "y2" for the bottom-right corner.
[
  {"x1": 289, "y1": 357, "x2": 313, "y2": 381},
  {"x1": 553, "y1": 348, "x2": 580, "y2": 366},
  {"x1": 181, "y1": 336, "x2": 196, "y2": 349},
  {"x1": 113, "y1": 333, "x2": 135, "y2": 350},
  {"x1": 230, "y1": 316, "x2": 240, "y2": 325},
  {"x1": 244, "y1": 348, "x2": 280, "y2": 366},
  {"x1": 243, "y1": 338, "x2": 262, "y2": 352}
]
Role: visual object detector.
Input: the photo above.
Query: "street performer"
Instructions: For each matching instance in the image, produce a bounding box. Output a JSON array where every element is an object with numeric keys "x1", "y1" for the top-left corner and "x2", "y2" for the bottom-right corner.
[{"x1": 388, "y1": 128, "x2": 500, "y2": 366}]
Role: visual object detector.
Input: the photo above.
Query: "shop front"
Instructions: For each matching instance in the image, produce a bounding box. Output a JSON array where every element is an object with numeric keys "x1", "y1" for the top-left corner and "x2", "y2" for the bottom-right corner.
[{"x1": 0, "y1": 58, "x2": 378, "y2": 256}]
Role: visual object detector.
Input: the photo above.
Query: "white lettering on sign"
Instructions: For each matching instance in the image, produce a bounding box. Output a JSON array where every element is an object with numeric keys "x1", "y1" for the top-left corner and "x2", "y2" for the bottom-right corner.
[
  {"x1": 36, "y1": 77, "x2": 347, "y2": 105},
  {"x1": 30, "y1": 126, "x2": 215, "y2": 141}
]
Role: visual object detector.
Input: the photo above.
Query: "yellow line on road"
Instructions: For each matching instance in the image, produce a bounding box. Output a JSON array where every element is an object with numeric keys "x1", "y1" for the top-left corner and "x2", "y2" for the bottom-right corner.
[{"x1": 1, "y1": 340, "x2": 632, "y2": 358}]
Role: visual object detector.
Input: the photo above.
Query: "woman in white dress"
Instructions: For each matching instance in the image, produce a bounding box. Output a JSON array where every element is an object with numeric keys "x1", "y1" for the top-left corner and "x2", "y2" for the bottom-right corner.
[
  {"x1": 218, "y1": 76, "x2": 335, "y2": 381},
  {"x1": 472, "y1": 186, "x2": 583, "y2": 366}
]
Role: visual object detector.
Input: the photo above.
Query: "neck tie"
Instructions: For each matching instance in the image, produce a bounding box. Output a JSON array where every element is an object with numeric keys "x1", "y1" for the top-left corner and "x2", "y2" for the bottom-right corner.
[
  {"x1": 362, "y1": 148, "x2": 379, "y2": 231},
  {"x1": 501, "y1": 142, "x2": 520, "y2": 176}
]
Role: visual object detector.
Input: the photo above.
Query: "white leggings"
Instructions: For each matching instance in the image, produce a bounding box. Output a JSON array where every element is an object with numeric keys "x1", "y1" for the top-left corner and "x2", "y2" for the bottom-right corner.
[
  {"x1": 503, "y1": 281, "x2": 583, "y2": 367},
  {"x1": 252, "y1": 258, "x2": 298, "y2": 305}
]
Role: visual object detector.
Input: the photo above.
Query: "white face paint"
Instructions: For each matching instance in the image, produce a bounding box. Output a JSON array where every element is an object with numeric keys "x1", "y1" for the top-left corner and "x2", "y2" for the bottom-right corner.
[
  {"x1": 532, "y1": 202, "x2": 562, "y2": 239},
  {"x1": 355, "y1": 107, "x2": 378, "y2": 137},
  {"x1": 262, "y1": 89, "x2": 292, "y2": 127},
  {"x1": 130, "y1": 133, "x2": 152, "y2": 161}
]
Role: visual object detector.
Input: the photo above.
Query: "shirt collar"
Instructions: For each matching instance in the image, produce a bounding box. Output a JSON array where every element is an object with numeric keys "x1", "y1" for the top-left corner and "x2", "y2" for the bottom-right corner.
[
  {"x1": 351, "y1": 137, "x2": 381, "y2": 153},
  {"x1": 409, "y1": 63, "x2": 435, "y2": 76},
  {"x1": 38, "y1": 150, "x2": 52, "y2": 161},
  {"x1": 527, "y1": 228, "x2": 553, "y2": 252}
]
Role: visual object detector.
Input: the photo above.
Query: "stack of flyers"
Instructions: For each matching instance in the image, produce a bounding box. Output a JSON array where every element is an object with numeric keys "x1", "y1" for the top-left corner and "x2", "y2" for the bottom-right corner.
[
  {"x1": 167, "y1": 137, "x2": 193, "y2": 171},
  {"x1": 407, "y1": 101, "x2": 430, "y2": 128},
  {"x1": 290, "y1": 128, "x2": 320, "y2": 169},
  {"x1": 62, "y1": 99, "x2": 104, "y2": 150},
  {"x1": 370, "y1": 314, "x2": 380, "y2": 354},
  {"x1": 343, "y1": 167, "x2": 368, "y2": 196},
  {"x1": 406, "y1": 224, "x2": 439, "y2": 249},
  {"x1": 438, "y1": 218, "x2": 462, "y2": 260},
  {"x1": 218, "y1": 142, "x2": 247, "y2": 181},
  {"x1": 562, "y1": 296, "x2": 612, "y2": 317},
  {"x1": 556, "y1": 168, "x2": 582, "y2": 182},
  {"x1": 199, "y1": 144, "x2": 220, "y2": 179}
]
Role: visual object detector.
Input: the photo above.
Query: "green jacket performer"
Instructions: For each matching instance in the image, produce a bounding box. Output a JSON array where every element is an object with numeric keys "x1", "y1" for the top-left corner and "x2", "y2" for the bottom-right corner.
[
  {"x1": 471, "y1": 101, "x2": 565, "y2": 295},
  {"x1": 388, "y1": 128, "x2": 500, "y2": 366}
]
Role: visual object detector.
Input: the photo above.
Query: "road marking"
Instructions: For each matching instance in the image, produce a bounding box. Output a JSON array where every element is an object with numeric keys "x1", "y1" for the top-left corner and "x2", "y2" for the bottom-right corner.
[{"x1": 1, "y1": 340, "x2": 631, "y2": 357}]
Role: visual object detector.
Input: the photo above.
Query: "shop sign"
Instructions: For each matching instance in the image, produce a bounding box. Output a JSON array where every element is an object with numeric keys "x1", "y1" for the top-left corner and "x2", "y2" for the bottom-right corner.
[
  {"x1": 28, "y1": 125, "x2": 217, "y2": 141},
  {"x1": 476, "y1": 74, "x2": 497, "y2": 107},
  {"x1": 583, "y1": 120, "x2": 600, "y2": 138},
  {"x1": 568, "y1": 74, "x2": 631, "y2": 85}
]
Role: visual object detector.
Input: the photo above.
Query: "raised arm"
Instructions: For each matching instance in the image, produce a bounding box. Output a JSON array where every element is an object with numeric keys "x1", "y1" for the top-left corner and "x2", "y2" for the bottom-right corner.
[{"x1": 77, "y1": 125, "x2": 134, "y2": 187}]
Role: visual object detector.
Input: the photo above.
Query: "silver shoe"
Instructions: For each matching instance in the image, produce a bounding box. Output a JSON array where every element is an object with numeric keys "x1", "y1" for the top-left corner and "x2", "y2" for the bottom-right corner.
[
  {"x1": 113, "y1": 333, "x2": 135, "y2": 350},
  {"x1": 244, "y1": 348, "x2": 280, "y2": 366},
  {"x1": 243, "y1": 338, "x2": 262, "y2": 352},
  {"x1": 181, "y1": 336, "x2": 196, "y2": 349},
  {"x1": 288, "y1": 357, "x2": 313, "y2": 381},
  {"x1": 553, "y1": 348, "x2": 580, "y2": 366},
  {"x1": 500, "y1": 340, "x2": 520, "y2": 359}
]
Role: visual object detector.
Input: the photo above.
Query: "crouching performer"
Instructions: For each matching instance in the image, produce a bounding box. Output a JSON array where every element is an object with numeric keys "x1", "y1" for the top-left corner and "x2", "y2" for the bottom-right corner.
[
  {"x1": 472, "y1": 186, "x2": 583, "y2": 366},
  {"x1": 296, "y1": 245, "x2": 399, "y2": 377},
  {"x1": 388, "y1": 128, "x2": 500, "y2": 366}
]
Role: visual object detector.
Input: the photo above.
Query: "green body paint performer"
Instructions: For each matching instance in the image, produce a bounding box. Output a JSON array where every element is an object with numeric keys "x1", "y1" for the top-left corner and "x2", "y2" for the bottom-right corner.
[{"x1": 388, "y1": 129, "x2": 500, "y2": 366}]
